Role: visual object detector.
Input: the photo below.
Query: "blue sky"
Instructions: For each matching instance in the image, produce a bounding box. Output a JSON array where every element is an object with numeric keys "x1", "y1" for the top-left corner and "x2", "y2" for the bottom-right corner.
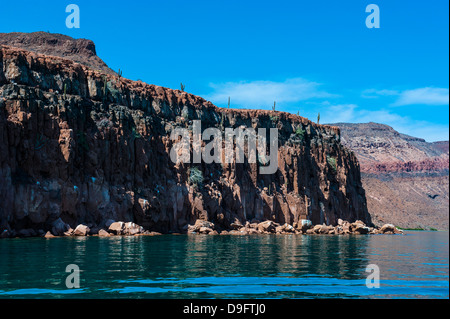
[{"x1": 1, "y1": 0, "x2": 448, "y2": 141}]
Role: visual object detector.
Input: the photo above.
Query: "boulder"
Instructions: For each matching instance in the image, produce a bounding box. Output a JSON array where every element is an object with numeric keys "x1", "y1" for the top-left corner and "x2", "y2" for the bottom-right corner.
[
  {"x1": 44, "y1": 231, "x2": 55, "y2": 238},
  {"x1": 312, "y1": 224, "x2": 323, "y2": 234},
  {"x1": 350, "y1": 220, "x2": 366, "y2": 231},
  {"x1": 230, "y1": 222, "x2": 243, "y2": 230},
  {"x1": 378, "y1": 224, "x2": 403, "y2": 234},
  {"x1": 379, "y1": 224, "x2": 396, "y2": 234},
  {"x1": 257, "y1": 220, "x2": 276, "y2": 233},
  {"x1": 64, "y1": 228, "x2": 74, "y2": 236},
  {"x1": 123, "y1": 222, "x2": 143, "y2": 235},
  {"x1": 319, "y1": 225, "x2": 333, "y2": 234},
  {"x1": 351, "y1": 221, "x2": 370, "y2": 234},
  {"x1": 277, "y1": 223, "x2": 295, "y2": 233},
  {"x1": 73, "y1": 224, "x2": 90, "y2": 236},
  {"x1": 98, "y1": 229, "x2": 111, "y2": 237},
  {"x1": 195, "y1": 219, "x2": 215, "y2": 229},
  {"x1": 199, "y1": 226, "x2": 213, "y2": 234},
  {"x1": 108, "y1": 222, "x2": 124, "y2": 235},
  {"x1": 188, "y1": 219, "x2": 215, "y2": 233}
]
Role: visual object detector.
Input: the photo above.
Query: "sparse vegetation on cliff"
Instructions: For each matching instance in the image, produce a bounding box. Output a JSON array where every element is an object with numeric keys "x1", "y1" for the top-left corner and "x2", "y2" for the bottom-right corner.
[
  {"x1": 327, "y1": 155, "x2": 337, "y2": 173},
  {"x1": 189, "y1": 166, "x2": 204, "y2": 187},
  {"x1": 295, "y1": 127, "x2": 306, "y2": 139}
]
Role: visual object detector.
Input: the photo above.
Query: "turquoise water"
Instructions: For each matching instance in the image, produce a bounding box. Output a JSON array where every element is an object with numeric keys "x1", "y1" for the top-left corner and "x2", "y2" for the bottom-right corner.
[{"x1": 0, "y1": 231, "x2": 448, "y2": 299}]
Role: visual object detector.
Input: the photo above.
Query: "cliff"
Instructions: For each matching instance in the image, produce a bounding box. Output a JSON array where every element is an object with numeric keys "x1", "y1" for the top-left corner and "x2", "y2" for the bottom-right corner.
[
  {"x1": 334, "y1": 122, "x2": 449, "y2": 230},
  {"x1": 0, "y1": 32, "x2": 116, "y2": 75},
  {"x1": 0, "y1": 43, "x2": 371, "y2": 236}
]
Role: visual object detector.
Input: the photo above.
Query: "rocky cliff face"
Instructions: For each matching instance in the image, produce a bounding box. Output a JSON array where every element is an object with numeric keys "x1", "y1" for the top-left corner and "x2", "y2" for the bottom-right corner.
[
  {"x1": 0, "y1": 32, "x2": 116, "y2": 75},
  {"x1": 334, "y1": 122, "x2": 449, "y2": 230},
  {"x1": 0, "y1": 44, "x2": 371, "y2": 236}
]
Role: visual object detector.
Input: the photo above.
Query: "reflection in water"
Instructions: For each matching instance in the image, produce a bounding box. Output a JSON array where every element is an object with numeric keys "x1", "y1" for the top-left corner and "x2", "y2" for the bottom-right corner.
[{"x1": 0, "y1": 232, "x2": 448, "y2": 298}]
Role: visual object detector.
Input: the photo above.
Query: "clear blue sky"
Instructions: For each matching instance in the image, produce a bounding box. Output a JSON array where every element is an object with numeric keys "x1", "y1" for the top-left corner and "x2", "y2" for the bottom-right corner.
[{"x1": 1, "y1": 0, "x2": 448, "y2": 141}]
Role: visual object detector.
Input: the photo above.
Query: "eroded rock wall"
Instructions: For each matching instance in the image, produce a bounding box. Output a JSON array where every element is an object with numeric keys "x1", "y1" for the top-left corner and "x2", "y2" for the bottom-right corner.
[{"x1": 0, "y1": 45, "x2": 371, "y2": 235}]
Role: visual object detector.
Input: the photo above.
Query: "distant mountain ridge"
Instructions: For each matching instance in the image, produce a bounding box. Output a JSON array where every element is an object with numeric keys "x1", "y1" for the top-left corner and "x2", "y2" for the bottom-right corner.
[
  {"x1": 334, "y1": 122, "x2": 449, "y2": 230},
  {"x1": 334, "y1": 122, "x2": 448, "y2": 170}
]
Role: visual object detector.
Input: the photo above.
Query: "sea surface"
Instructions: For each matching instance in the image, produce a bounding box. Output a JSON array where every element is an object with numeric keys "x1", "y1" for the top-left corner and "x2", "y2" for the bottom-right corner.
[{"x1": 0, "y1": 231, "x2": 448, "y2": 299}]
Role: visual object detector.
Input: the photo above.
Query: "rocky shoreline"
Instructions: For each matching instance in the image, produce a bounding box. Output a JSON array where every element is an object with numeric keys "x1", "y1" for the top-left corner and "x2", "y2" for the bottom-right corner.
[{"x1": 0, "y1": 218, "x2": 403, "y2": 239}]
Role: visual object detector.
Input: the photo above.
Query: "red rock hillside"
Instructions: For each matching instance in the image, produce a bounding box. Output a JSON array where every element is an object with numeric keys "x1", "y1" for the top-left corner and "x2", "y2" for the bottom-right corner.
[
  {"x1": 0, "y1": 43, "x2": 371, "y2": 236},
  {"x1": 334, "y1": 122, "x2": 449, "y2": 230}
]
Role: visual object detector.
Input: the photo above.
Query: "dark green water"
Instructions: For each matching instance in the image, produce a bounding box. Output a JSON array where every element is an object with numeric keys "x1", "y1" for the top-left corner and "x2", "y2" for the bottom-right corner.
[{"x1": 0, "y1": 231, "x2": 448, "y2": 299}]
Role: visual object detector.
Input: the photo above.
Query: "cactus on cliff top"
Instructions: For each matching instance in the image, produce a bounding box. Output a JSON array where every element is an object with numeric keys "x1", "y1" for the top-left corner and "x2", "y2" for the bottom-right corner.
[{"x1": 180, "y1": 82, "x2": 185, "y2": 92}]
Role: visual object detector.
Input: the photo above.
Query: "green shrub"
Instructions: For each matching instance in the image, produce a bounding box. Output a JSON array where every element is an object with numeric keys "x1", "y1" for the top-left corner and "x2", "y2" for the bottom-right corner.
[
  {"x1": 295, "y1": 127, "x2": 305, "y2": 139},
  {"x1": 326, "y1": 155, "x2": 337, "y2": 173},
  {"x1": 189, "y1": 166, "x2": 204, "y2": 186}
]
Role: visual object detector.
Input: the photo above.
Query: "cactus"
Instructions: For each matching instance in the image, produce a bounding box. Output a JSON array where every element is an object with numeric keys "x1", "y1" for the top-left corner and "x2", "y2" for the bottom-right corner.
[
  {"x1": 228, "y1": 96, "x2": 231, "y2": 108},
  {"x1": 317, "y1": 112, "x2": 320, "y2": 124},
  {"x1": 180, "y1": 82, "x2": 185, "y2": 92},
  {"x1": 272, "y1": 101, "x2": 276, "y2": 111},
  {"x1": 117, "y1": 69, "x2": 122, "y2": 82}
]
